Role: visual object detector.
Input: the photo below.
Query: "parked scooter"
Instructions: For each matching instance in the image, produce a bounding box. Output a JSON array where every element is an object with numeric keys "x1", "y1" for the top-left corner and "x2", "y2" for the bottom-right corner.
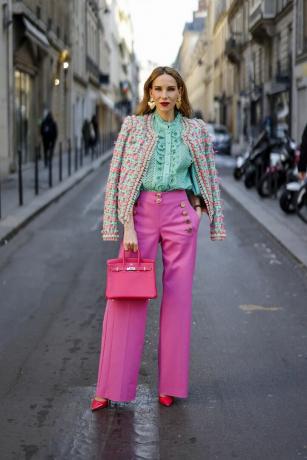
[
  {"x1": 279, "y1": 171, "x2": 301, "y2": 213},
  {"x1": 233, "y1": 143, "x2": 252, "y2": 181},
  {"x1": 233, "y1": 129, "x2": 272, "y2": 187},
  {"x1": 257, "y1": 135, "x2": 298, "y2": 198},
  {"x1": 243, "y1": 129, "x2": 278, "y2": 189},
  {"x1": 296, "y1": 180, "x2": 307, "y2": 223}
]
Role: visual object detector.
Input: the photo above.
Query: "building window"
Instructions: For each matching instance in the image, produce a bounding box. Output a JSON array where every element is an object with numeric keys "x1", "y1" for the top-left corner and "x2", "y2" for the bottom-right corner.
[{"x1": 297, "y1": 0, "x2": 307, "y2": 56}]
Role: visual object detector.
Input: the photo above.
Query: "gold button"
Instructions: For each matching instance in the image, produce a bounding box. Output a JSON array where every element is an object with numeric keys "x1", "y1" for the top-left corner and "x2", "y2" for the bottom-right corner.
[
  {"x1": 156, "y1": 198, "x2": 161, "y2": 203},
  {"x1": 156, "y1": 192, "x2": 162, "y2": 197},
  {"x1": 182, "y1": 210, "x2": 188, "y2": 216},
  {"x1": 180, "y1": 202, "x2": 186, "y2": 208}
]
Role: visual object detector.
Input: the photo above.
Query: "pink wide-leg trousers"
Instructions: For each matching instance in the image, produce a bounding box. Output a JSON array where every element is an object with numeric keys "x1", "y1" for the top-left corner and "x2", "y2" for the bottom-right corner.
[{"x1": 95, "y1": 190, "x2": 200, "y2": 402}]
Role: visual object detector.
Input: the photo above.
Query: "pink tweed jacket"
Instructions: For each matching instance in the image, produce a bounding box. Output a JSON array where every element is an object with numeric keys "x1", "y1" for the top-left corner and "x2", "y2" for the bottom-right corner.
[{"x1": 102, "y1": 113, "x2": 226, "y2": 241}]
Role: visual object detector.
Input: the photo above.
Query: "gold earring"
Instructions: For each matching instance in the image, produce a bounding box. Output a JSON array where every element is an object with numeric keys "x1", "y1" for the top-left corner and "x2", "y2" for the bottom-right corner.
[
  {"x1": 148, "y1": 98, "x2": 156, "y2": 110},
  {"x1": 176, "y1": 97, "x2": 182, "y2": 109}
]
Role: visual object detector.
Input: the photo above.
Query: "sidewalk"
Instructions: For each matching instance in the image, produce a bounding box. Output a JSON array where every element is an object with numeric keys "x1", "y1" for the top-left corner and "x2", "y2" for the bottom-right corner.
[
  {"x1": 217, "y1": 148, "x2": 307, "y2": 269},
  {"x1": 0, "y1": 147, "x2": 113, "y2": 245},
  {"x1": 1, "y1": 143, "x2": 307, "y2": 270}
]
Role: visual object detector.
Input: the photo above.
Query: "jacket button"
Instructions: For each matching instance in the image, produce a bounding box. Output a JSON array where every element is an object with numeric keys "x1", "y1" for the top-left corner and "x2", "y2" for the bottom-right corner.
[
  {"x1": 185, "y1": 227, "x2": 193, "y2": 233},
  {"x1": 180, "y1": 202, "x2": 186, "y2": 208},
  {"x1": 185, "y1": 219, "x2": 191, "y2": 224},
  {"x1": 182, "y1": 210, "x2": 188, "y2": 216}
]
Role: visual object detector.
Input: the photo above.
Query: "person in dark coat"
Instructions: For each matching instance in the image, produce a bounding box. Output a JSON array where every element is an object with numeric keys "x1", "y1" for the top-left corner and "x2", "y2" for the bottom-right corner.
[
  {"x1": 90, "y1": 114, "x2": 99, "y2": 147},
  {"x1": 40, "y1": 111, "x2": 58, "y2": 166},
  {"x1": 298, "y1": 124, "x2": 307, "y2": 181},
  {"x1": 82, "y1": 119, "x2": 91, "y2": 156}
]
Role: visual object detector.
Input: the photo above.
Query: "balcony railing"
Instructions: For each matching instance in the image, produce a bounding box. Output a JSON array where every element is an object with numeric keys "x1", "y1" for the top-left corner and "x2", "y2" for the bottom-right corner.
[
  {"x1": 250, "y1": 0, "x2": 276, "y2": 28},
  {"x1": 225, "y1": 37, "x2": 242, "y2": 65},
  {"x1": 249, "y1": 0, "x2": 276, "y2": 42}
]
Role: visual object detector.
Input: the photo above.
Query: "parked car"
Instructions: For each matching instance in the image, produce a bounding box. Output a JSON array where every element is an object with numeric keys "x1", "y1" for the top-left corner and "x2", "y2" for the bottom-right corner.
[{"x1": 206, "y1": 123, "x2": 232, "y2": 155}]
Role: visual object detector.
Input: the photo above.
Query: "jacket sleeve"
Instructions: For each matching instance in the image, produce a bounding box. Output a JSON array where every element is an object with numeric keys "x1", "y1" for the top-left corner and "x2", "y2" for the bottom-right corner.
[
  {"x1": 199, "y1": 120, "x2": 226, "y2": 241},
  {"x1": 101, "y1": 115, "x2": 132, "y2": 241}
]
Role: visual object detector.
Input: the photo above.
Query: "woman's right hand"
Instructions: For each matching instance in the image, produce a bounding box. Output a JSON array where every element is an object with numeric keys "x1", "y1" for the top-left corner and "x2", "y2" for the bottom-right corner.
[{"x1": 123, "y1": 214, "x2": 138, "y2": 251}]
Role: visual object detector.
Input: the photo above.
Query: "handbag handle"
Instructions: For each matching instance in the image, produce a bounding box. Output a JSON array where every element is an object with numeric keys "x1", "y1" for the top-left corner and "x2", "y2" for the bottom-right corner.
[{"x1": 122, "y1": 248, "x2": 141, "y2": 266}]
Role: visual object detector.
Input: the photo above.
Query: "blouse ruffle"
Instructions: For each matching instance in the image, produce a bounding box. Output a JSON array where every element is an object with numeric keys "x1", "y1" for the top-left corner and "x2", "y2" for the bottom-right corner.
[{"x1": 138, "y1": 110, "x2": 201, "y2": 197}]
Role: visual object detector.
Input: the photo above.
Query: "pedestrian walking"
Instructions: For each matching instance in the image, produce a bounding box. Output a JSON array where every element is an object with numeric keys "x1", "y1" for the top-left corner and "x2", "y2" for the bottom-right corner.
[
  {"x1": 91, "y1": 66, "x2": 226, "y2": 411},
  {"x1": 40, "y1": 111, "x2": 58, "y2": 167},
  {"x1": 298, "y1": 123, "x2": 307, "y2": 181},
  {"x1": 90, "y1": 114, "x2": 99, "y2": 147},
  {"x1": 82, "y1": 119, "x2": 91, "y2": 156}
]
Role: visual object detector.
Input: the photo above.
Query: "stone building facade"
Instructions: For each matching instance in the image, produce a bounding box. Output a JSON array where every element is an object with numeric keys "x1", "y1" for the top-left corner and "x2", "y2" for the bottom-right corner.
[
  {"x1": 292, "y1": 0, "x2": 307, "y2": 143},
  {"x1": 0, "y1": 0, "x2": 139, "y2": 178},
  {"x1": 176, "y1": 0, "x2": 304, "y2": 145}
]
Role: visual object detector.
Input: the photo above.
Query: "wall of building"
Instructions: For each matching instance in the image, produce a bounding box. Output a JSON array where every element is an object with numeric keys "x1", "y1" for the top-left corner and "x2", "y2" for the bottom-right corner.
[{"x1": 0, "y1": 2, "x2": 12, "y2": 177}]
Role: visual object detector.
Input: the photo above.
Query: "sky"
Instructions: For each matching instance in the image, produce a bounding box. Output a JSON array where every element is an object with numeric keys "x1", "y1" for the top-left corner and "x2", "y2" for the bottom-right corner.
[{"x1": 127, "y1": 0, "x2": 199, "y2": 66}]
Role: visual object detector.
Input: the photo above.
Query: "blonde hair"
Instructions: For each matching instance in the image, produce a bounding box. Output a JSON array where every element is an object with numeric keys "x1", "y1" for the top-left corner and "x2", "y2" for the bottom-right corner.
[{"x1": 135, "y1": 66, "x2": 192, "y2": 118}]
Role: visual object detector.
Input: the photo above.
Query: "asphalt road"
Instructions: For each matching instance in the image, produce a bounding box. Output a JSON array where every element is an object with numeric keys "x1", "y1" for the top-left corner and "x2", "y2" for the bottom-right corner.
[{"x1": 0, "y1": 158, "x2": 307, "y2": 460}]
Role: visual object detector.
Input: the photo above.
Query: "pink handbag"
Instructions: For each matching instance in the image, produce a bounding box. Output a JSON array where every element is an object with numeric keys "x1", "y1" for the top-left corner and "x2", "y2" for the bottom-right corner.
[{"x1": 106, "y1": 249, "x2": 157, "y2": 300}]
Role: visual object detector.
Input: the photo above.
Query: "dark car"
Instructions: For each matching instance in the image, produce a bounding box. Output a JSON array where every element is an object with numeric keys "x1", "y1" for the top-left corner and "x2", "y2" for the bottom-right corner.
[{"x1": 206, "y1": 123, "x2": 232, "y2": 155}]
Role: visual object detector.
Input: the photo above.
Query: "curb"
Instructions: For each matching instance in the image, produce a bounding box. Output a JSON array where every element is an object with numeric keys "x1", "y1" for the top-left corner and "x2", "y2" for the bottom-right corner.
[
  {"x1": 221, "y1": 176, "x2": 307, "y2": 269},
  {"x1": 0, "y1": 150, "x2": 113, "y2": 246}
]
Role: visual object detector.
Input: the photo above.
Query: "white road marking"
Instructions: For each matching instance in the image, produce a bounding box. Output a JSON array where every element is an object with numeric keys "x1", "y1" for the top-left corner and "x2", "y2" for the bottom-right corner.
[{"x1": 239, "y1": 304, "x2": 282, "y2": 314}]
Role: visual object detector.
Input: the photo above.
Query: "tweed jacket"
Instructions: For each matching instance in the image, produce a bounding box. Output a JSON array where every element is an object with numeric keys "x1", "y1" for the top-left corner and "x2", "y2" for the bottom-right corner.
[{"x1": 102, "y1": 113, "x2": 226, "y2": 241}]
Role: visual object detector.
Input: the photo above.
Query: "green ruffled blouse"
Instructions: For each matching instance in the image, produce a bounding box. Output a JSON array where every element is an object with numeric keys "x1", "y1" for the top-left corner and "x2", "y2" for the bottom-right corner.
[{"x1": 136, "y1": 110, "x2": 201, "y2": 199}]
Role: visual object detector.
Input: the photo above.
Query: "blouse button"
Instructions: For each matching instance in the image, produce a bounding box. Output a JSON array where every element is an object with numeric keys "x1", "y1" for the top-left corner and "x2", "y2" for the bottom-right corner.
[
  {"x1": 180, "y1": 202, "x2": 186, "y2": 208},
  {"x1": 185, "y1": 227, "x2": 193, "y2": 233},
  {"x1": 182, "y1": 210, "x2": 188, "y2": 216}
]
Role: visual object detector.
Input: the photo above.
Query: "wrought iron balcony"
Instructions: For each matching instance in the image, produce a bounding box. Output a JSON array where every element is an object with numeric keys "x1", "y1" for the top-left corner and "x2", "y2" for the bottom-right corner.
[
  {"x1": 225, "y1": 37, "x2": 242, "y2": 65},
  {"x1": 249, "y1": 0, "x2": 276, "y2": 43}
]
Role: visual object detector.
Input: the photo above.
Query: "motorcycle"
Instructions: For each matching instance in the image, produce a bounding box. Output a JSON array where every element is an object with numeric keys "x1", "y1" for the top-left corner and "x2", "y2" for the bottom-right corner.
[
  {"x1": 279, "y1": 175, "x2": 301, "y2": 213},
  {"x1": 233, "y1": 145, "x2": 252, "y2": 181},
  {"x1": 257, "y1": 136, "x2": 297, "y2": 198},
  {"x1": 296, "y1": 180, "x2": 307, "y2": 223},
  {"x1": 233, "y1": 129, "x2": 270, "y2": 185}
]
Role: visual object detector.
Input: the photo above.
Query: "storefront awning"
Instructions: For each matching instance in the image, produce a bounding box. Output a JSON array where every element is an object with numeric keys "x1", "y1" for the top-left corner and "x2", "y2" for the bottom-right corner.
[
  {"x1": 23, "y1": 17, "x2": 49, "y2": 50},
  {"x1": 265, "y1": 80, "x2": 289, "y2": 96}
]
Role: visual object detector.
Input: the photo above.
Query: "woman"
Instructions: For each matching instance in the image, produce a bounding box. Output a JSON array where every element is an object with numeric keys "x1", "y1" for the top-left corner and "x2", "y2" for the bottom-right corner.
[{"x1": 91, "y1": 66, "x2": 226, "y2": 410}]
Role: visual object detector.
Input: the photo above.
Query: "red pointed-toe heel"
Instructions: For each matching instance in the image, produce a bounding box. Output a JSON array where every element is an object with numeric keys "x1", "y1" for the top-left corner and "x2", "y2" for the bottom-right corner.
[
  {"x1": 158, "y1": 394, "x2": 174, "y2": 407},
  {"x1": 91, "y1": 398, "x2": 109, "y2": 411}
]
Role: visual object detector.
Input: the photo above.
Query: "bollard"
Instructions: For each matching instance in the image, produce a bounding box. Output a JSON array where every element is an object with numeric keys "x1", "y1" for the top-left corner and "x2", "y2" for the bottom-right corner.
[
  {"x1": 0, "y1": 172, "x2": 2, "y2": 219},
  {"x1": 80, "y1": 139, "x2": 84, "y2": 167},
  {"x1": 59, "y1": 142, "x2": 63, "y2": 182},
  {"x1": 18, "y1": 148, "x2": 23, "y2": 206},
  {"x1": 74, "y1": 136, "x2": 78, "y2": 171},
  {"x1": 48, "y1": 146, "x2": 53, "y2": 188},
  {"x1": 35, "y1": 146, "x2": 39, "y2": 195},
  {"x1": 68, "y1": 139, "x2": 71, "y2": 176}
]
